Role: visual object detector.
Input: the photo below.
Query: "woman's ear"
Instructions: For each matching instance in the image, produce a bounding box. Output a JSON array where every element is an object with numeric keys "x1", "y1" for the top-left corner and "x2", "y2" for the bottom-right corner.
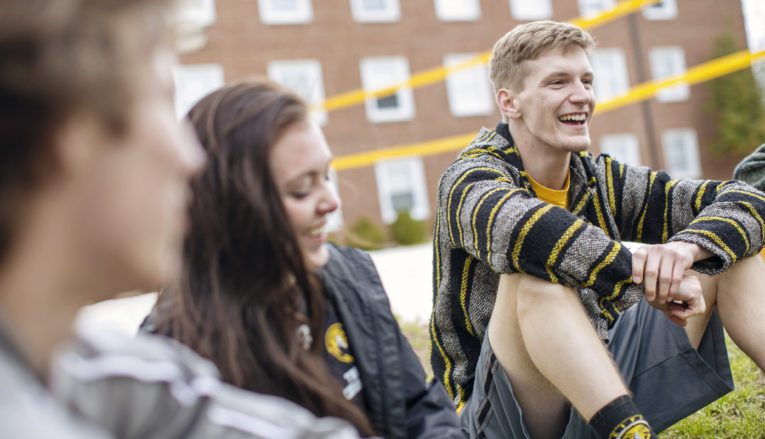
[{"x1": 496, "y1": 88, "x2": 521, "y2": 120}]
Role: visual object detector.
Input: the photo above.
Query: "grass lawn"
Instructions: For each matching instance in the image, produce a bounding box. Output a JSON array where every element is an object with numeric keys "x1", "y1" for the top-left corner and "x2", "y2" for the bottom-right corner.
[{"x1": 399, "y1": 318, "x2": 765, "y2": 437}]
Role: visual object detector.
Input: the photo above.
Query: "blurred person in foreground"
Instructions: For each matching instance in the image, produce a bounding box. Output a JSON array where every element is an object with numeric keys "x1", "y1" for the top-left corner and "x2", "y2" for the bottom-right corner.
[
  {"x1": 431, "y1": 20, "x2": 765, "y2": 438},
  {"x1": 145, "y1": 79, "x2": 463, "y2": 439},
  {"x1": 0, "y1": 0, "x2": 358, "y2": 437}
]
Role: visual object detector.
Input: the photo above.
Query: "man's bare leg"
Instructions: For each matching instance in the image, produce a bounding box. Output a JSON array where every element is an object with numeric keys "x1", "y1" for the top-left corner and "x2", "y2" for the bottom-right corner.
[
  {"x1": 685, "y1": 256, "x2": 765, "y2": 369},
  {"x1": 488, "y1": 273, "x2": 630, "y2": 438}
]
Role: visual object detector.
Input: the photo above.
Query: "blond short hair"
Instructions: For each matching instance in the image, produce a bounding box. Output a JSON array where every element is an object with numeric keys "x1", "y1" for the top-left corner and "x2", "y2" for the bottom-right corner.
[{"x1": 489, "y1": 21, "x2": 596, "y2": 92}]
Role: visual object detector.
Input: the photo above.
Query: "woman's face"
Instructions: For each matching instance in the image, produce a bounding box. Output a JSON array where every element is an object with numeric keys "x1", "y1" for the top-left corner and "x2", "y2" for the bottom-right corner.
[{"x1": 270, "y1": 121, "x2": 340, "y2": 271}]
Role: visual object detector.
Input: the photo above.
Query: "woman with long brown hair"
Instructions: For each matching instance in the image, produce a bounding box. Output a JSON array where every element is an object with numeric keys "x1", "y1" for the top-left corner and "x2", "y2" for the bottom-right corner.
[{"x1": 147, "y1": 80, "x2": 461, "y2": 438}]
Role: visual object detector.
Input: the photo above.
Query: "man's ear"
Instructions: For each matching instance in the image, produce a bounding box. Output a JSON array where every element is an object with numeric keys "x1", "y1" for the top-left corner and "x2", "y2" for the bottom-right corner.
[{"x1": 496, "y1": 88, "x2": 521, "y2": 121}]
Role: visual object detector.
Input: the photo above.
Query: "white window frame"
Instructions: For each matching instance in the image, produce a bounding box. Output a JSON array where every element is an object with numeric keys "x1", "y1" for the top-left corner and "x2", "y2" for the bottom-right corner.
[
  {"x1": 508, "y1": 0, "x2": 552, "y2": 20},
  {"x1": 577, "y1": 0, "x2": 615, "y2": 17},
  {"x1": 434, "y1": 0, "x2": 481, "y2": 21},
  {"x1": 662, "y1": 128, "x2": 701, "y2": 178},
  {"x1": 599, "y1": 134, "x2": 642, "y2": 168},
  {"x1": 643, "y1": 0, "x2": 677, "y2": 20},
  {"x1": 349, "y1": 0, "x2": 400, "y2": 23},
  {"x1": 175, "y1": 0, "x2": 216, "y2": 27},
  {"x1": 443, "y1": 53, "x2": 494, "y2": 117},
  {"x1": 359, "y1": 56, "x2": 415, "y2": 123},
  {"x1": 649, "y1": 46, "x2": 690, "y2": 103},
  {"x1": 589, "y1": 48, "x2": 630, "y2": 102},
  {"x1": 267, "y1": 59, "x2": 328, "y2": 125},
  {"x1": 258, "y1": 0, "x2": 313, "y2": 25},
  {"x1": 172, "y1": 63, "x2": 225, "y2": 119},
  {"x1": 374, "y1": 157, "x2": 430, "y2": 224}
]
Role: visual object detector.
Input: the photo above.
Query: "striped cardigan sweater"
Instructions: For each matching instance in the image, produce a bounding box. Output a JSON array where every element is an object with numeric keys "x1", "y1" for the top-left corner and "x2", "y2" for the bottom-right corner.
[{"x1": 430, "y1": 125, "x2": 765, "y2": 409}]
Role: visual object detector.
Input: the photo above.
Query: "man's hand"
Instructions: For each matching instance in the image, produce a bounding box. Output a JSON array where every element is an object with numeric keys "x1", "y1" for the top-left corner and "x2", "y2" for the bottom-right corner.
[
  {"x1": 653, "y1": 274, "x2": 705, "y2": 327},
  {"x1": 632, "y1": 241, "x2": 712, "y2": 305}
]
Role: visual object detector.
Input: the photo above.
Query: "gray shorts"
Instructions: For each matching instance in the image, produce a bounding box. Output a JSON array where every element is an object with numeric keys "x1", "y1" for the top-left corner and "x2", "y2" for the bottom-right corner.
[{"x1": 460, "y1": 298, "x2": 734, "y2": 438}]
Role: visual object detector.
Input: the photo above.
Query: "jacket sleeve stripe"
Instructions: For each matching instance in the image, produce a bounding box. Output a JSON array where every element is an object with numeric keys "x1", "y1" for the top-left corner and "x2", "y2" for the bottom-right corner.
[
  {"x1": 447, "y1": 167, "x2": 504, "y2": 247},
  {"x1": 693, "y1": 180, "x2": 710, "y2": 215},
  {"x1": 662, "y1": 180, "x2": 678, "y2": 243},
  {"x1": 684, "y1": 229, "x2": 737, "y2": 261},
  {"x1": 584, "y1": 241, "x2": 624, "y2": 288},
  {"x1": 429, "y1": 316, "x2": 461, "y2": 404},
  {"x1": 571, "y1": 189, "x2": 591, "y2": 215},
  {"x1": 605, "y1": 156, "x2": 617, "y2": 215},
  {"x1": 546, "y1": 219, "x2": 587, "y2": 283},
  {"x1": 471, "y1": 187, "x2": 508, "y2": 260},
  {"x1": 741, "y1": 201, "x2": 765, "y2": 243},
  {"x1": 635, "y1": 171, "x2": 657, "y2": 241},
  {"x1": 459, "y1": 256, "x2": 476, "y2": 337},
  {"x1": 691, "y1": 216, "x2": 751, "y2": 253},
  {"x1": 591, "y1": 187, "x2": 611, "y2": 236},
  {"x1": 485, "y1": 189, "x2": 524, "y2": 263},
  {"x1": 511, "y1": 204, "x2": 555, "y2": 272}
]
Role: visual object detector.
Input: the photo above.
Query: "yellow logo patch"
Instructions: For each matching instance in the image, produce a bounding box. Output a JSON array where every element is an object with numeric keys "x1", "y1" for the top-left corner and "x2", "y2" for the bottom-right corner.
[{"x1": 325, "y1": 322, "x2": 354, "y2": 363}]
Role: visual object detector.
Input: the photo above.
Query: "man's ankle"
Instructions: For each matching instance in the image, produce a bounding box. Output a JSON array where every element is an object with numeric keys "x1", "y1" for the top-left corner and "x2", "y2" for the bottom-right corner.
[{"x1": 589, "y1": 395, "x2": 654, "y2": 439}]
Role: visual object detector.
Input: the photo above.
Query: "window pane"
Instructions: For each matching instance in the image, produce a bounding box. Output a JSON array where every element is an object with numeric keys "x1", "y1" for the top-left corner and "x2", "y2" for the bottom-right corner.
[
  {"x1": 444, "y1": 53, "x2": 493, "y2": 117},
  {"x1": 509, "y1": 0, "x2": 552, "y2": 20},
  {"x1": 649, "y1": 47, "x2": 689, "y2": 102},
  {"x1": 590, "y1": 48, "x2": 629, "y2": 101},
  {"x1": 391, "y1": 192, "x2": 415, "y2": 213},
  {"x1": 434, "y1": 0, "x2": 480, "y2": 21},
  {"x1": 600, "y1": 134, "x2": 641, "y2": 167},
  {"x1": 376, "y1": 94, "x2": 399, "y2": 109}
]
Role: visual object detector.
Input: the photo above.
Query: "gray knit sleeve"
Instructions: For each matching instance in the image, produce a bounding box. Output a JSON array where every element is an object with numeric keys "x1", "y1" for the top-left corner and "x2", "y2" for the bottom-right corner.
[{"x1": 733, "y1": 144, "x2": 765, "y2": 191}]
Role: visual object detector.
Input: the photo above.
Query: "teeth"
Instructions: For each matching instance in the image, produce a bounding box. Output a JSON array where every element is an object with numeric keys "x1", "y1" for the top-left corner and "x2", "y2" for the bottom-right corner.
[
  {"x1": 559, "y1": 113, "x2": 587, "y2": 122},
  {"x1": 309, "y1": 225, "x2": 327, "y2": 237}
]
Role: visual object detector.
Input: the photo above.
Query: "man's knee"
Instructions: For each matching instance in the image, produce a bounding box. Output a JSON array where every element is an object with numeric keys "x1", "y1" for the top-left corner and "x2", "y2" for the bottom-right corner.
[{"x1": 513, "y1": 274, "x2": 579, "y2": 318}]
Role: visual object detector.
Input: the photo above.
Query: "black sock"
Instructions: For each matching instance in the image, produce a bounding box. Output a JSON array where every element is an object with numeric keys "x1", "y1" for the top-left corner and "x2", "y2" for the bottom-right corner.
[{"x1": 589, "y1": 395, "x2": 654, "y2": 439}]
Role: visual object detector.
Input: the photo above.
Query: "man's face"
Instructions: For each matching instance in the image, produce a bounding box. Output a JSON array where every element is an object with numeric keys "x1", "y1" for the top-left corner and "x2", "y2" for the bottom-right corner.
[
  {"x1": 71, "y1": 49, "x2": 205, "y2": 293},
  {"x1": 510, "y1": 46, "x2": 595, "y2": 154}
]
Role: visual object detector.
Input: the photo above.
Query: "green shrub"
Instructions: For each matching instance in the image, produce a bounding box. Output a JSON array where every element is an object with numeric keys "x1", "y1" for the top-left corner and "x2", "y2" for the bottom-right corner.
[
  {"x1": 346, "y1": 217, "x2": 386, "y2": 251},
  {"x1": 390, "y1": 210, "x2": 426, "y2": 246}
]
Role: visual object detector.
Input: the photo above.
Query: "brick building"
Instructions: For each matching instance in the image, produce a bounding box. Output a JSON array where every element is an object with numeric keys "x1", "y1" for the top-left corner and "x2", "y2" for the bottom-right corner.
[{"x1": 174, "y1": 0, "x2": 752, "y2": 234}]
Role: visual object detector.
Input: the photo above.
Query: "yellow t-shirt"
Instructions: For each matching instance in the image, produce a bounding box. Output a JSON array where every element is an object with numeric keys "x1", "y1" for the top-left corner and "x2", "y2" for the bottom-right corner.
[{"x1": 527, "y1": 172, "x2": 570, "y2": 209}]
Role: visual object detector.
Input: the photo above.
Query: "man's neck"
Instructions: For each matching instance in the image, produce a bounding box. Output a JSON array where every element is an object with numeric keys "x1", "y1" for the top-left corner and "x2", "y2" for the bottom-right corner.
[
  {"x1": 0, "y1": 200, "x2": 98, "y2": 380},
  {"x1": 505, "y1": 122, "x2": 572, "y2": 190}
]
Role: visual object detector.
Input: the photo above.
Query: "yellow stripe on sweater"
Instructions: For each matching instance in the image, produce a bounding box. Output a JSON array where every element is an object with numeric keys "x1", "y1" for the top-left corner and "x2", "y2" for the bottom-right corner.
[
  {"x1": 584, "y1": 242, "x2": 623, "y2": 288},
  {"x1": 662, "y1": 180, "x2": 678, "y2": 243},
  {"x1": 485, "y1": 189, "x2": 522, "y2": 263},
  {"x1": 546, "y1": 220, "x2": 586, "y2": 283},
  {"x1": 459, "y1": 256, "x2": 475, "y2": 336},
  {"x1": 694, "y1": 181, "x2": 710, "y2": 212},
  {"x1": 511, "y1": 204, "x2": 555, "y2": 272},
  {"x1": 605, "y1": 156, "x2": 616, "y2": 214},
  {"x1": 430, "y1": 317, "x2": 461, "y2": 403},
  {"x1": 446, "y1": 167, "x2": 503, "y2": 246},
  {"x1": 741, "y1": 202, "x2": 765, "y2": 244},
  {"x1": 684, "y1": 229, "x2": 737, "y2": 261},
  {"x1": 692, "y1": 216, "x2": 750, "y2": 253},
  {"x1": 471, "y1": 187, "x2": 507, "y2": 260},
  {"x1": 636, "y1": 172, "x2": 657, "y2": 241}
]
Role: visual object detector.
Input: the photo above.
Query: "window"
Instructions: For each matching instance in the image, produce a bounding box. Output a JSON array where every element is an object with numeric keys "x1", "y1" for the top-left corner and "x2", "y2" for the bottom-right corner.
[
  {"x1": 578, "y1": 0, "x2": 615, "y2": 17},
  {"x1": 649, "y1": 47, "x2": 689, "y2": 102},
  {"x1": 589, "y1": 48, "x2": 629, "y2": 101},
  {"x1": 359, "y1": 56, "x2": 415, "y2": 123},
  {"x1": 443, "y1": 53, "x2": 494, "y2": 117},
  {"x1": 258, "y1": 0, "x2": 312, "y2": 25},
  {"x1": 600, "y1": 134, "x2": 641, "y2": 167},
  {"x1": 662, "y1": 129, "x2": 701, "y2": 178},
  {"x1": 172, "y1": 63, "x2": 225, "y2": 119},
  {"x1": 350, "y1": 0, "x2": 400, "y2": 22},
  {"x1": 268, "y1": 60, "x2": 328, "y2": 125},
  {"x1": 643, "y1": 0, "x2": 677, "y2": 20},
  {"x1": 175, "y1": 0, "x2": 216, "y2": 27},
  {"x1": 375, "y1": 157, "x2": 430, "y2": 223},
  {"x1": 434, "y1": 0, "x2": 480, "y2": 21},
  {"x1": 509, "y1": 0, "x2": 552, "y2": 20}
]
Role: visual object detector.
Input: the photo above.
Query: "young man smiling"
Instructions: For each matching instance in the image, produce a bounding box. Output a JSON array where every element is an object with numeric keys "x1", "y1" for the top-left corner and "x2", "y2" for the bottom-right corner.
[{"x1": 431, "y1": 21, "x2": 765, "y2": 438}]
